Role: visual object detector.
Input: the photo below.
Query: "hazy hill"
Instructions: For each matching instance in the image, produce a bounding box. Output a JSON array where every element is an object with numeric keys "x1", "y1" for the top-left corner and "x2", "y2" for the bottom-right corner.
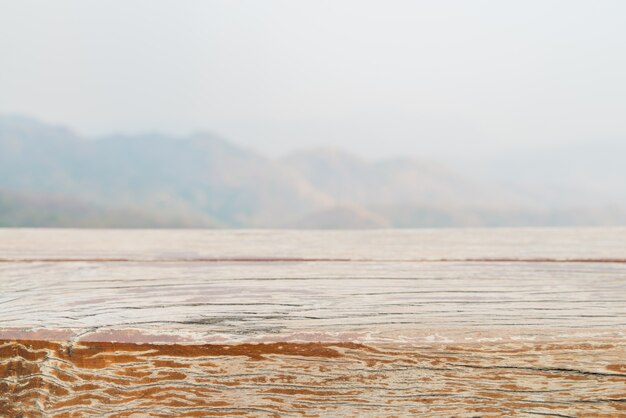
[
  {"x1": 1, "y1": 115, "x2": 625, "y2": 228},
  {"x1": 0, "y1": 116, "x2": 332, "y2": 227},
  {"x1": 0, "y1": 189, "x2": 216, "y2": 228},
  {"x1": 289, "y1": 204, "x2": 391, "y2": 229},
  {"x1": 282, "y1": 148, "x2": 526, "y2": 208}
]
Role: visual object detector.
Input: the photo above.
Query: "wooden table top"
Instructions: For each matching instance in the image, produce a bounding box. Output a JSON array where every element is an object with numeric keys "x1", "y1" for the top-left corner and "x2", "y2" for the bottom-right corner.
[{"x1": 2, "y1": 228, "x2": 626, "y2": 417}]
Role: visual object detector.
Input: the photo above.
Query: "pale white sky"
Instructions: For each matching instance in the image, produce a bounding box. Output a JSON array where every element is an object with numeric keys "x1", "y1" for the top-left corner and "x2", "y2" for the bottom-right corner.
[{"x1": 1, "y1": 0, "x2": 625, "y2": 159}]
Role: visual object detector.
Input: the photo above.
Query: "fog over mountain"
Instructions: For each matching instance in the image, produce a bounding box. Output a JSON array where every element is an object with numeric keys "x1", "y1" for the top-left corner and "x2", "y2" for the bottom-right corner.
[{"x1": 1, "y1": 115, "x2": 625, "y2": 228}]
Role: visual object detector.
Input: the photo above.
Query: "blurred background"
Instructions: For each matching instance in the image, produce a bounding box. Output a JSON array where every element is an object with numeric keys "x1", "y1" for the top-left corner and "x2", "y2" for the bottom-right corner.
[{"x1": 1, "y1": 0, "x2": 625, "y2": 228}]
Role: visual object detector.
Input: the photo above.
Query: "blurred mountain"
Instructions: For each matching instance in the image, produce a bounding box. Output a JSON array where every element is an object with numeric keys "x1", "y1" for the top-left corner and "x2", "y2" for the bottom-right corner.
[
  {"x1": 372, "y1": 204, "x2": 626, "y2": 228},
  {"x1": 0, "y1": 116, "x2": 332, "y2": 227},
  {"x1": 289, "y1": 204, "x2": 391, "y2": 229},
  {"x1": 0, "y1": 189, "x2": 217, "y2": 228},
  {"x1": 282, "y1": 148, "x2": 533, "y2": 208},
  {"x1": 1, "y1": 115, "x2": 625, "y2": 228}
]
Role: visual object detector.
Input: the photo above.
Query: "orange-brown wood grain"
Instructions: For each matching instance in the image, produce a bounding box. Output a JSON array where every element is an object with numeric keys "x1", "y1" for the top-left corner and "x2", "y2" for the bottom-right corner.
[{"x1": 2, "y1": 339, "x2": 626, "y2": 417}]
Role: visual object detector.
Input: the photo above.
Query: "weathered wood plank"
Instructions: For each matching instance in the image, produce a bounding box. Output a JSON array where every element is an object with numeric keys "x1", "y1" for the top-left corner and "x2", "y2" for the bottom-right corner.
[
  {"x1": 2, "y1": 261, "x2": 626, "y2": 341},
  {"x1": 1, "y1": 228, "x2": 625, "y2": 261},
  {"x1": 1, "y1": 228, "x2": 626, "y2": 417}
]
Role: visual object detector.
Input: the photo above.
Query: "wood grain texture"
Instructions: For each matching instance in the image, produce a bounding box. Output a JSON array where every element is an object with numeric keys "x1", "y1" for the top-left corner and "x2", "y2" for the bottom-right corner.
[
  {"x1": 3, "y1": 339, "x2": 626, "y2": 417},
  {"x1": 1, "y1": 228, "x2": 626, "y2": 417}
]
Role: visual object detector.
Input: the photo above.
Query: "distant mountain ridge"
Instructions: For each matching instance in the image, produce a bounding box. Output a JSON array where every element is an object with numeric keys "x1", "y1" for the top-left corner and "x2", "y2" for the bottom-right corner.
[
  {"x1": 0, "y1": 189, "x2": 216, "y2": 228},
  {"x1": 0, "y1": 116, "x2": 333, "y2": 227},
  {"x1": 1, "y1": 115, "x2": 625, "y2": 228},
  {"x1": 282, "y1": 148, "x2": 525, "y2": 208}
]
